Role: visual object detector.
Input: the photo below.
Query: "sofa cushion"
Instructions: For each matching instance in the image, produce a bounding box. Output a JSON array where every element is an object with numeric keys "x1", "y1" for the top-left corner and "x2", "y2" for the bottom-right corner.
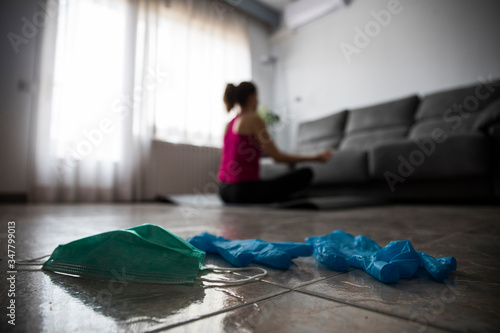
[
  {"x1": 345, "y1": 95, "x2": 419, "y2": 133},
  {"x1": 415, "y1": 80, "x2": 500, "y2": 120},
  {"x1": 296, "y1": 111, "x2": 347, "y2": 154},
  {"x1": 409, "y1": 114, "x2": 479, "y2": 139},
  {"x1": 369, "y1": 133, "x2": 491, "y2": 181},
  {"x1": 298, "y1": 149, "x2": 369, "y2": 185},
  {"x1": 296, "y1": 138, "x2": 341, "y2": 155},
  {"x1": 339, "y1": 126, "x2": 408, "y2": 151}
]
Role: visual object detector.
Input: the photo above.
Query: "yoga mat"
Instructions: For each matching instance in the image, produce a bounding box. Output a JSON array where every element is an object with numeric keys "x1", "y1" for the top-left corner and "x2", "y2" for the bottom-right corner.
[{"x1": 156, "y1": 194, "x2": 388, "y2": 210}]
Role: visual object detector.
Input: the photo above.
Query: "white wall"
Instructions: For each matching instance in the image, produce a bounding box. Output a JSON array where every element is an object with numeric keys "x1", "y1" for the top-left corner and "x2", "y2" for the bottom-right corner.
[
  {"x1": 248, "y1": 20, "x2": 273, "y2": 113},
  {"x1": 271, "y1": 0, "x2": 500, "y2": 150},
  {"x1": 0, "y1": 0, "x2": 40, "y2": 195}
]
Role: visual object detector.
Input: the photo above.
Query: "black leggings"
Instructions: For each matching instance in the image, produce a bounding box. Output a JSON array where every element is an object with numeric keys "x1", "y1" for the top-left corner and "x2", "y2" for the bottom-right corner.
[{"x1": 219, "y1": 168, "x2": 314, "y2": 204}]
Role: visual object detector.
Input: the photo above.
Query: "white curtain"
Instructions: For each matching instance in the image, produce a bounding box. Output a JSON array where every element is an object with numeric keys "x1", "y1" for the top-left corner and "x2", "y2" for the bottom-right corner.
[
  {"x1": 149, "y1": 1, "x2": 251, "y2": 147},
  {"x1": 29, "y1": 0, "x2": 251, "y2": 202}
]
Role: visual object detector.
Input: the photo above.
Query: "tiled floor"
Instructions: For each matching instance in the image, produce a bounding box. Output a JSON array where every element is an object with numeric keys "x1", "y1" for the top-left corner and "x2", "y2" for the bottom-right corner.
[{"x1": 0, "y1": 203, "x2": 499, "y2": 332}]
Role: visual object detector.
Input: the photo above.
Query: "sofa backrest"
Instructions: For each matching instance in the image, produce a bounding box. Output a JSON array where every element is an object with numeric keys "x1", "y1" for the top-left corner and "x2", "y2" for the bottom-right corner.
[
  {"x1": 293, "y1": 80, "x2": 500, "y2": 153},
  {"x1": 409, "y1": 80, "x2": 500, "y2": 139},
  {"x1": 339, "y1": 95, "x2": 420, "y2": 151},
  {"x1": 296, "y1": 110, "x2": 347, "y2": 154}
]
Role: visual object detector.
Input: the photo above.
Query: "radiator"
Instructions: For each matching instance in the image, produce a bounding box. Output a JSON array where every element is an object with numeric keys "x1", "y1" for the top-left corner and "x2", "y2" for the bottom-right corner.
[{"x1": 148, "y1": 140, "x2": 221, "y2": 197}]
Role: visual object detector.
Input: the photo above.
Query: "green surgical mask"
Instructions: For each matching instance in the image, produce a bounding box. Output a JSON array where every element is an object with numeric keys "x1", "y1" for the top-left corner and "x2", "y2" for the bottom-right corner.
[{"x1": 38, "y1": 224, "x2": 266, "y2": 285}]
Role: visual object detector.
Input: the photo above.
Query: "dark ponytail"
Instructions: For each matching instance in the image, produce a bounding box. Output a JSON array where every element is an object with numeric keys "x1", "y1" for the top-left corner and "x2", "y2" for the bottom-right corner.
[
  {"x1": 223, "y1": 81, "x2": 257, "y2": 112},
  {"x1": 223, "y1": 83, "x2": 238, "y2": 112}
]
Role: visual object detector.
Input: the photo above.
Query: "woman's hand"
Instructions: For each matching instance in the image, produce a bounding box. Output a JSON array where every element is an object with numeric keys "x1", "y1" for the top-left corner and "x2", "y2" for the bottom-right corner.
[{"x1": 315, "y1": 150, "x2": 333, "y2": 162}]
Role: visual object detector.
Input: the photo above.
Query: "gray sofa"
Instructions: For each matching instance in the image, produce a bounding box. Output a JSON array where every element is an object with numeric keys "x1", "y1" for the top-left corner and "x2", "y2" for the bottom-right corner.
[{"x1": 261, "y1": 80, "x2": 500, "y2": 201}]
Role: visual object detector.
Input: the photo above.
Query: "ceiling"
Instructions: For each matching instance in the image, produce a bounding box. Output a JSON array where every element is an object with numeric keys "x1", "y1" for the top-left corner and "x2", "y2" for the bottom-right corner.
[{"x1": 256, "y1": 0, "x2": 290, "y2": 12}]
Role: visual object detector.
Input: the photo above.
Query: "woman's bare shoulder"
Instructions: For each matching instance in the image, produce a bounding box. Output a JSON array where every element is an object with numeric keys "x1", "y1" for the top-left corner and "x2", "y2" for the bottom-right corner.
[
  {"x1": 243, "y1": 113, "x2": 265, "y2": 126},
  {"x1": 232, "y1": 113, "x2": 264, "y2": 135},
  {"x1": 244, "y1": 113, "x2": 266, "y2": 132}
]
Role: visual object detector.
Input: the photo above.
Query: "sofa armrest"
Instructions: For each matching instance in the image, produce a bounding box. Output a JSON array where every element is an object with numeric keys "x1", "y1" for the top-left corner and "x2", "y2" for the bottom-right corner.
[
  {"x1": 486, "y1": 123, "x2": 500, "y2": 197},
  {"x1": 474, "y1": 98, "x2": 500, "y2": 133}
]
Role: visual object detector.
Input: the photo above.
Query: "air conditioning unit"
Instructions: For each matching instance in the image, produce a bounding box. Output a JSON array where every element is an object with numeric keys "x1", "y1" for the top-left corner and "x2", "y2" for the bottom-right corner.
[{"x1": 284, "y1": 0, "x2": 345, "y2": 30}]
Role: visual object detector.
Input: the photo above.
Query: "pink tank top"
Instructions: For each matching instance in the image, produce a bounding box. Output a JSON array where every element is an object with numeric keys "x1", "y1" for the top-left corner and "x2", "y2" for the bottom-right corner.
[{"x1": 218, "y1": 116, "x2": 262, "y2": 183}]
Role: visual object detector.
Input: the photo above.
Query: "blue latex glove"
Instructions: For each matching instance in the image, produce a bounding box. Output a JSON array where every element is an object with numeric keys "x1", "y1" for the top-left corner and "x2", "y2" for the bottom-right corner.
[
  {"x1": 306, "y1": 230, "x2": 457, "y2": 283},
  {"x1": 187, "y1": 233, "x2": 313, "y2": 269},
  {"x1": 417, "y1": 251, "x2": 457, "y2": 281}
]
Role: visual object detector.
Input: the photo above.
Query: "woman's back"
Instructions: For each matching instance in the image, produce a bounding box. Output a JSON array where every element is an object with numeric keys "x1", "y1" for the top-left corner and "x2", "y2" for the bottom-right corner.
[{"x1": 218, "y1": 114, "x2": 262, "y2": 184}]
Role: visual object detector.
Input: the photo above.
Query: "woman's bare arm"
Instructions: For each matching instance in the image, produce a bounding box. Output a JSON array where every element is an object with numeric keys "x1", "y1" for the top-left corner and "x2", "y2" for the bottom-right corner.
[{"x1": 252, "y1": 116, "x2": 332, "y2": 164}]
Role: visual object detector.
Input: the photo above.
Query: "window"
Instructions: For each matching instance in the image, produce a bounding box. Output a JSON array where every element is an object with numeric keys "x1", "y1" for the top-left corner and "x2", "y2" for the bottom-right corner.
[
  {"x1": 49, "y1": 0, "x2": 251, "y2": 163},
  {"x1": 50, "y1": 0, "x2": 128, "y2": 161},
  {"x1": 150, "y1": 2, "x2": 252, "y2": 147},
  {"x1": 34, "y1": 0, "x2": 252, "y2": 201}
]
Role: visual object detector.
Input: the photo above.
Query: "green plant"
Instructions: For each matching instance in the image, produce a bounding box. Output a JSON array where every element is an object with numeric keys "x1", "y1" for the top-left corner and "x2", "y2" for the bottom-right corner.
[{"x1": 257, "y1": 106, "x2": 281, "y2": 128}]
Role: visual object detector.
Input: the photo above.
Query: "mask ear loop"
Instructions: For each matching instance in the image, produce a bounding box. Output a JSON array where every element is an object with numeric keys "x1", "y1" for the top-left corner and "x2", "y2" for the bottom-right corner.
[
  {"x1": 198, "y1": 266, "x2": 267, "y2": 285},
  {"x1": 16, "y1": 254, "x2": 51, "y2": 266}
]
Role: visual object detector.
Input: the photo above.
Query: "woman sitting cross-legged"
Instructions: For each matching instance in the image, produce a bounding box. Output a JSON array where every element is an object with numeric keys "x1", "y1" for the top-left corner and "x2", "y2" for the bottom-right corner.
[{"x1": 218, "y1": 81, "x2": 332, "y2": 204}]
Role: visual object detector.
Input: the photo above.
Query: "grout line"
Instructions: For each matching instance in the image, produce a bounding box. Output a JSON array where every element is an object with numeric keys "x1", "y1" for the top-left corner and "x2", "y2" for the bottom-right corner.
[
  {"x1": 419, "y1": 222, "x2": 492, "y2": 249},
  {"x1": 455, "y1": 279, "x2": 500, "y2": 287},
  {"x1": 258, "y1": 272, "x2": 348, "y2": 290},
  {"x1": 294, "y1": 289, "x2": 460, "y2": 333},
  {"x1": 287, "y1": 270, "x2": 357, "y2": 290},
  {"x1": 144, "y1": 286, "x2": 293, "y2": 333}
]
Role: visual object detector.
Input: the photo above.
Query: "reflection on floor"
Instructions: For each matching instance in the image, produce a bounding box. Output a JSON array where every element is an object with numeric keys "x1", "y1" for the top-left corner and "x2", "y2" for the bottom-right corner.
[{"x1": 1, "y1": 204, "x2": 499, "y2": 332}]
